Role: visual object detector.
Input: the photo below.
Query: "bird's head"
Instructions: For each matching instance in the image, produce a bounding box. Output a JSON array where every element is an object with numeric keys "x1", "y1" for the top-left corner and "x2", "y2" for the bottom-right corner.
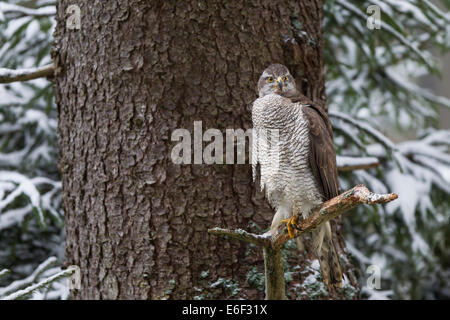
[{"x1": 257, "y1": 63, "x2": 296, "y2": 98}]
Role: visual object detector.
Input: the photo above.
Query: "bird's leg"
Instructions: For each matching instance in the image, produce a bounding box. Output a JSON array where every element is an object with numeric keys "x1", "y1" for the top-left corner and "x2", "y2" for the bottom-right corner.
[{"x1": 281, "y1": 215, "x2": 299, "y2": 239}]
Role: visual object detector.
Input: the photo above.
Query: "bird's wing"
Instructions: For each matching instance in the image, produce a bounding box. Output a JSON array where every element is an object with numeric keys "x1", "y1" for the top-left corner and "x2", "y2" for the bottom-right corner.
[{"x1": 301, "y1": 103, "x2": 339, "y2": 200}]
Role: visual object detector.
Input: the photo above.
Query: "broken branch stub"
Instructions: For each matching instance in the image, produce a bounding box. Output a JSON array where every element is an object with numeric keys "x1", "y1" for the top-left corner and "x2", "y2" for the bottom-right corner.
[{"x1": 0, "y1": 63, "x2": 55, "y2": 84}]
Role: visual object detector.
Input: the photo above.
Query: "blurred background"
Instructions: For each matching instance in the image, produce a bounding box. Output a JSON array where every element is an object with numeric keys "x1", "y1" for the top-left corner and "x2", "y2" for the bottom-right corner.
[{"x1": 0, "y1": 0, "x2": 449, "y2": 299}]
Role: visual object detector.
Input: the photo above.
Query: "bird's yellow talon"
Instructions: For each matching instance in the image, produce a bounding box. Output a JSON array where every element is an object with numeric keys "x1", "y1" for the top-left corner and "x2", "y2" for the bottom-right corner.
[{"x1": 281, "y1": 216, "x2": 299, "y2": 239}]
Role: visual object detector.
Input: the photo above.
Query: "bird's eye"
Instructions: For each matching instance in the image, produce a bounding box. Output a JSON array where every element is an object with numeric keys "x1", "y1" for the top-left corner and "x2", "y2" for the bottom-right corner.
[
  {"x1": 267, "y1": 77, "x2": 274, "y2": 83},
  {"x1": 284, "y1": 76, "x2": 289, "y2": 81}
]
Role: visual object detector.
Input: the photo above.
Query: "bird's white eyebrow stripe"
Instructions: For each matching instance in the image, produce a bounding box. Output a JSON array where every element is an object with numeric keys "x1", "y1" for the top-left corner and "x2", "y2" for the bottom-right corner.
[{"x1": 261, "y1": 71, "x2": 271, "y2": 78}]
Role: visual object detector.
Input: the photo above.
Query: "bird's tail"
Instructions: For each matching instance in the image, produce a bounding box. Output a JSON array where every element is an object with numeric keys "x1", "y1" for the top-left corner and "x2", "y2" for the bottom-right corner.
[{"x1": 312, "y1": 222, "x2": 343, "y2": 290}]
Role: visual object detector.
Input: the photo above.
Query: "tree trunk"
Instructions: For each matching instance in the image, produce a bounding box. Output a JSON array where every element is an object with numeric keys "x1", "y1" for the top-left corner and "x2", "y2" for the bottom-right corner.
[{"x1": 53, "y1": 0, "x2": 359, "y2": 299}]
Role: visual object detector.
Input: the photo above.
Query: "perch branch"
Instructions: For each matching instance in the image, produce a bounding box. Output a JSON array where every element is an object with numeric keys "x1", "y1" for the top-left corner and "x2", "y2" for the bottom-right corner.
[
  {"x1": 208, "y1": 228, "x2": 271, "y2": 247},
  {"x1": 208, "y1": 185, "x2": 397, "y2": 299},
  {"x1": 0, "y1": 63, "x2": 55, "y2": 84},
  {"x1": 208, "y1": 185, "x2": 397, "y2": 250},
  {"x1": 270, "y1": 185, "x2": 397, "y2": 249},
  {"x1": 385, "y1": 69, "x2": 450, "y2": 109}
]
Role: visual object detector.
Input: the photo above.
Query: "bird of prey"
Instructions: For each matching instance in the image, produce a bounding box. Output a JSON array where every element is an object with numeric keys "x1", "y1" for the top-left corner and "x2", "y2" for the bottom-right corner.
[{"x1": 251, "y1": 63, "x2": 343, "y2": 289}]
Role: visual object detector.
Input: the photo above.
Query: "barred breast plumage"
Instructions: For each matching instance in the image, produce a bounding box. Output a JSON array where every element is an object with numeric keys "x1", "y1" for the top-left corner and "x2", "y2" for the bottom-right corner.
[{"x1": 252, "y1": 93, "x2": 323, "y2": 227}]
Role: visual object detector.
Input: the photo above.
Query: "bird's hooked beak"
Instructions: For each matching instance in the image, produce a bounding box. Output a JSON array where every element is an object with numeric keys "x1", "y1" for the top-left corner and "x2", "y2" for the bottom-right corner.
[{"x1": 276, "y1": 76, "x2": 284, "y2": 92}]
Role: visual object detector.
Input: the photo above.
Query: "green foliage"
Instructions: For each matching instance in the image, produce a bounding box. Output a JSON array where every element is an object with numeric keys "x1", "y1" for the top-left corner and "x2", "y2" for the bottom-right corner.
[
  {"x1": 294, "y1": 260, "x2": 329, "y2": 300},
  {"x1": 325, "y1": 0, "x2": 450, "y2": 130},
  {"x1": 323, "y1": 0, "x2": 450, "y2": 299},
  {"x1": 245, "y1": 266, "x2": 265, "y2": 293},
  {"x1": 0, "y1": 0, "x2": 63, "y2": 299},
  {"x1": 210, "y1": 277, "x2": 241, "y2": 298}
]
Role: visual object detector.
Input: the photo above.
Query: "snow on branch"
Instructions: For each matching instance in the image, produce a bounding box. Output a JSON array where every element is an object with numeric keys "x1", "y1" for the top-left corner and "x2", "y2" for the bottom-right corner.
[
  {"x1": 0, "y1": 171, "x2": 62, "y2": 230},
  {"x1": 0, "y1": 3, "x2": 55, "y2": 19},
  {"x1": 208, "y1": 185, "x2": 398, "y2": 250},
  {"x1": 1, "y1": 267, "x2": 76, "y2": 300},
  {"x1": 0, "y1": 257, "x2": 57, "y2": 297},
  {"x1": 333, "y1": 122, "x2": 366, "y2": 149},
  {"x1": 272, "y1": 185, "x2": 397, "y2": 249},
  {"x1": 208, "y1": 227, "x2": 271, "y2": 247},
  {"x1": 336, "y1": 0, "x2": 431, "y2": 67},
  {"x1": 399, "y1": 141, "x2": 450, "y2": 166},
  {"x1": 421, "y1": 0, "x2": 450, "y2": 25},
  {"x1": 337, "y1": 156, "x2": 380, "y2": 171},
  {"x1": 0, "y1": 269, "x2": 10, "y2": 280},
  {"x1": 385, "y1": 70, "x2": 450, "y2": 109},
  {"x1": 0, "y1": 63, "x2": 55, "y2": 84},
  {"x1": 329, "y1": 111, "x2": 398, "y2": 152}
]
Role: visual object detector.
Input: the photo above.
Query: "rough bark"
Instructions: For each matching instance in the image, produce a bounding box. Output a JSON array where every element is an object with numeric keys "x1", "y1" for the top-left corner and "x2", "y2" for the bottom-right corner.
[
  {"x1": 263, "y1": 247, "x2": 285, "y2": 300},
  {"x1": 53, "y1": 0, "x2": 356, "y2": 299}
]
